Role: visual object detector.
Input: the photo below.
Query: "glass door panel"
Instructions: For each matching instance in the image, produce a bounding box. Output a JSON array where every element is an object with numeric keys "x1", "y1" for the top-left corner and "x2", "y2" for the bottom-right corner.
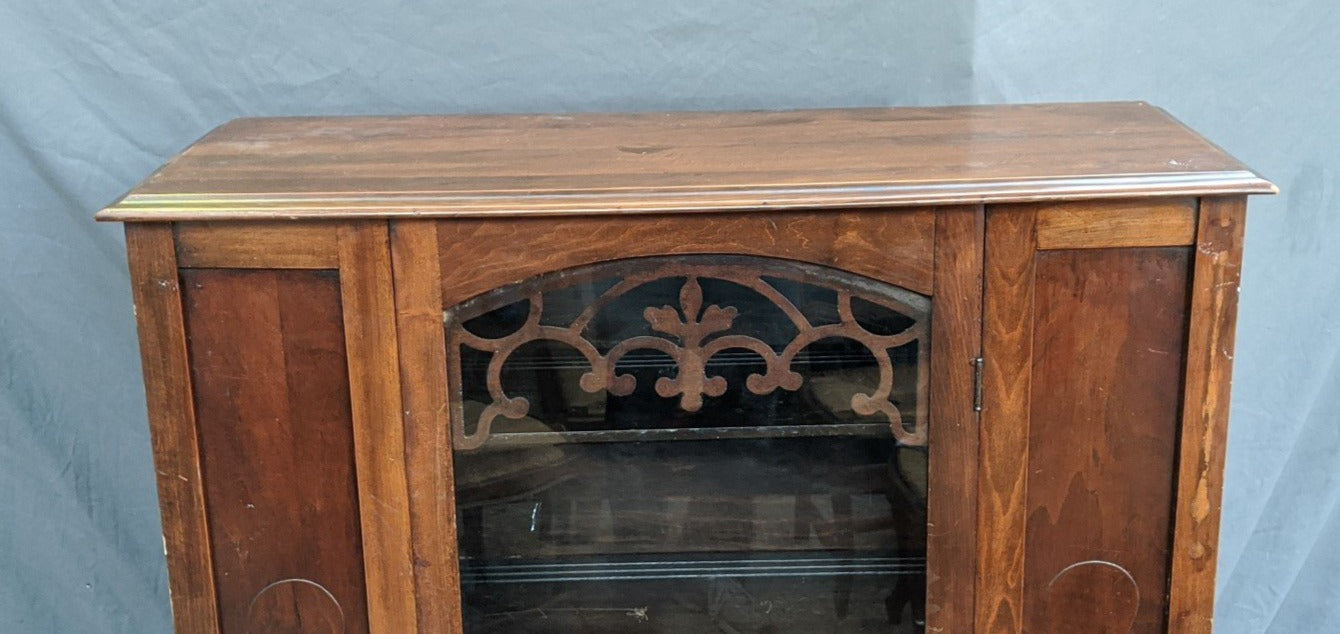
[{"x1": 445, "y1": 256, "x2": 930, "y2": 633}]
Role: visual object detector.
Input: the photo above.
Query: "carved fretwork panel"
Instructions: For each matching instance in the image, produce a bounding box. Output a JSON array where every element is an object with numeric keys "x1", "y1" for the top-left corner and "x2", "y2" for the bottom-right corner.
[{"x1": 444, "y1": 256, "x2": 931, "y2": 451}]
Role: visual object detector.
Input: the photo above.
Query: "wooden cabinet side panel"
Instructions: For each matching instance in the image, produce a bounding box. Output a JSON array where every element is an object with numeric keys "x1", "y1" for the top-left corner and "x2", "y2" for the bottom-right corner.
[
  {"x1": 1022, "y1": 248, "x2": 1191, "y2": 633},
  {"x1": 182, "y1": 268, "x2": 369, "y2": 633},
  {"x1": 1168, "y1": 196, "x2": 1248, "y2": 633},
  {"x1": 124, "y1": 224, "x2": 221, "y2": 634}
]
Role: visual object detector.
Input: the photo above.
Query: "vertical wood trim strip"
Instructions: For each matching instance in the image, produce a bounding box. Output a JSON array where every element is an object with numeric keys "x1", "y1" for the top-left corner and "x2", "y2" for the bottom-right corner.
[
  {"x1": 977, "y1": 206, "x2": 1038, "y2": 634},
  {"x1": 927, "y1": 205, "x2": 984, "y2": 633},
  {"x1": 1168, "y1": 196, "x2": 1247, "y2": 633},
  {"x1": 339, "y1": 222, "x2": 419, "y2": 633},
  {"x1": 391, "y1": 220, "x2": 465, "y2": 634},
  {"x1": 124, "y1": 223, "x2": 221, "y2": 633}
]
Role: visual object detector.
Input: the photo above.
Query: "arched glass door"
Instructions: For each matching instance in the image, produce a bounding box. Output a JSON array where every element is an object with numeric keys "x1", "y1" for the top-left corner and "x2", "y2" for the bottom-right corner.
[{"x1": 445, "y1": 255, "x2": 930, "y2": 633}]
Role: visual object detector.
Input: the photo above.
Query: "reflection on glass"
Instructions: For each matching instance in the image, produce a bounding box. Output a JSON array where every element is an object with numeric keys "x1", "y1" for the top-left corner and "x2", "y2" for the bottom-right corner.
[{"x1": 447, "y1": 257, "x2": 929, "y2": 633}]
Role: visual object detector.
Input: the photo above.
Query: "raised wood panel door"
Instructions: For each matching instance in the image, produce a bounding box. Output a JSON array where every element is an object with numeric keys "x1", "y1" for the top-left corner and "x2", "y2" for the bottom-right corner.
[
  {"x1": 181, "y1": 268, "x2": 369, "y2": 634},
  {"x1": 126, "y1": 221, "x2": 419, "y2": 634},
  {"x1": 393, "y1": 207, "x2": 983, "y2": 633},
  {"x1": 977, "y1": 198, "x2": 1241, "y2": 633}
]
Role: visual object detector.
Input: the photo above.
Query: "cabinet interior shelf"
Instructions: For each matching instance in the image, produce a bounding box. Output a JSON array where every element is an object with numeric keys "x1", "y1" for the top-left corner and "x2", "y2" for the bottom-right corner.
[
  {"x1": 479, "y1": 422, "x2": 896, "y2": 446},
  {"x1": 460, "y1": 552, "x2": 926, "y2": 584}
]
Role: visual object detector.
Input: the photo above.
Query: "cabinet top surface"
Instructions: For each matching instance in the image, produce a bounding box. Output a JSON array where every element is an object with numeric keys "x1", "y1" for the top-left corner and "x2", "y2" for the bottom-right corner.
[{"x1": 98, "y1": 102, "x2": 1275, "y2": 221}]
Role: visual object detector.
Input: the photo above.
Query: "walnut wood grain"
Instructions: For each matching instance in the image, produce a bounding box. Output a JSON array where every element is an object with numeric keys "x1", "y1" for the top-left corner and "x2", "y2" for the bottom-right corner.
[
  {"x1": 175, "y1": 221, "x2": 340, "y2": 268},
  {"x1": 1036, "y1": 198, "x2": 1197, "y2": 249},
  {"x1": 338, "y1": 223, "x2": 419, "y2": 633},
  {"x1": 926, "y1": 205, "x2": 984, "y2": 633},
  {"x1": 977, "y1": 206, "x2": 1038, "y2": 634},
  {"x1": 245, "y1": 579, "x2": 347, "y2": 634},
  {"x1": 1043, "y1": 562, "x2": 1141, "y2": 633},
  {"x1": 181, "y1": 269, "x2": 368, "y2": 634},
  {"x1": 123, "y1": 224, "x2": 220, "y2": 634},
  {"x1": 97, "y1": 103, "x2": 1274, "y2": 221},
  {"x1": 1023, "y1": 247, "x2": 1190, "y2": 633},
  {"x1": 390, "y1": 220, "x2": 465, "y2": 634},
  {"x1": 1168, "y1": 197, "x2": 1247, "y2": 633},
  {"x1": 437, "y1": 209, "x2": 936, "y2": 304},
  {"x1": 105, "y1": 107, "x2": 1270, "y2": 634}
]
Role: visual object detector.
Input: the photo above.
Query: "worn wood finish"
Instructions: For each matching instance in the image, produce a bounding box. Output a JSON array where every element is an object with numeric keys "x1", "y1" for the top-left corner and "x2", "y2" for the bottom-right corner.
[
  {"x1": 390, "y1": 220, "x2": 465, "y2": 634},
  {"x1": 926, "y1": 205, "x2": 984, "y2": 633},
  {"x1": 123, "y1": 224, "x2": 220, "y2": 634},
  {"x1": 105, "y1": 106, "x2": 1273, "y2": 634},
  {"x1": 175, "y1": 221, "x2": 340, "y2": 268},
  {"x1": 338, "y1": 223, "x2": 419, "y2": 633},
  {"x1": 1168, "y1": 197, "x2": 1248, "y2": 633},
  {"x1": 977, "y1": 206, "x2": 1037, "y2": 634},
  {"x1": 1023, "y1": 248, "x2": 1191, "y2": 633},
  {"x1": 181, "y1": 269, "x2": 368, "y2": 634},
  {"x1": 97, "y1": 103, "x2": 1274, "y2": 221},
  {"x1": 437, "y1": 209, "x2": 936, "y2": 303},
  {"x1": 245, "y1": 580, "x2": 347, "y2": 634},
  {"x1": 1043, "y1": 562, "x2": 1141, "y2": 633},
  {"x1": 1036, "y1": 198, "x2": 1197, "y2": 250}
]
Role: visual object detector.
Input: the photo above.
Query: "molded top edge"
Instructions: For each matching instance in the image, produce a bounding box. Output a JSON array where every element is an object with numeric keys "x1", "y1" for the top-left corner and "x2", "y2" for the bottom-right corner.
[{"x1": 98, "y1": 102, "x2": 1276, "y2": 222}]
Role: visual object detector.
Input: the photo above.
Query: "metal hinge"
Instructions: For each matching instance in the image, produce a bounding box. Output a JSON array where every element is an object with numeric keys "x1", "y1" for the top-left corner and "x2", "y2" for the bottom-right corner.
[{"x1": 972, "y1": 356, "x2": 984, "y2": 412}]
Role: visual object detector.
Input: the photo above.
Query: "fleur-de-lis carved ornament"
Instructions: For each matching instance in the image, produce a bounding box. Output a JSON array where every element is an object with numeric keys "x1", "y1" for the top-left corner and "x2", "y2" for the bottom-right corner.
[{"x1": 446, "y1": 259, "x2": 928, "y2": 450}]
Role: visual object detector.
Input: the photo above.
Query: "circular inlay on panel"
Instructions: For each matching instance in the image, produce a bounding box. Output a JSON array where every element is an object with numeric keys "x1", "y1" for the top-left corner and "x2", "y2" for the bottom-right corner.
[
  {"x1": 246, "y1": 578, "x2": 345, "y2": 634},
  {"x1": 1045, "y1": 560, "x2": 1139, "y2": 633}
]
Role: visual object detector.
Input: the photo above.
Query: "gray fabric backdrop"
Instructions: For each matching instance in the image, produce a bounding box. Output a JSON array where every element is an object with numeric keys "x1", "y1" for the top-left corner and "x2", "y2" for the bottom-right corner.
[{"x1": 1, "y1": 1, "x2": 1335, "y2": 631}]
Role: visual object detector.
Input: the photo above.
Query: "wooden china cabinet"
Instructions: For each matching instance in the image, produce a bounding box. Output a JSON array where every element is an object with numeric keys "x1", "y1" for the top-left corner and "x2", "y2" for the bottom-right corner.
[{"x1": 98, "y1": 103, "x2": 1274, "y2": 633}]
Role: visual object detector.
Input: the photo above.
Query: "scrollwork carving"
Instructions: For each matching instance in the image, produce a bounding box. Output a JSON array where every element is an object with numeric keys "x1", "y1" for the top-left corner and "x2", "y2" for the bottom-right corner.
[{"x1": 446, "y1": 257, "x2": 929, "y2": 450}]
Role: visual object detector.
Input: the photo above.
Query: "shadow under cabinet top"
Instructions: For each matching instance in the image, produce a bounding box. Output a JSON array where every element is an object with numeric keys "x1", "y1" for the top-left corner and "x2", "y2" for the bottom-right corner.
[{"x1": 96, "y1": 102, "x2": 1276, "y2": 222}]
